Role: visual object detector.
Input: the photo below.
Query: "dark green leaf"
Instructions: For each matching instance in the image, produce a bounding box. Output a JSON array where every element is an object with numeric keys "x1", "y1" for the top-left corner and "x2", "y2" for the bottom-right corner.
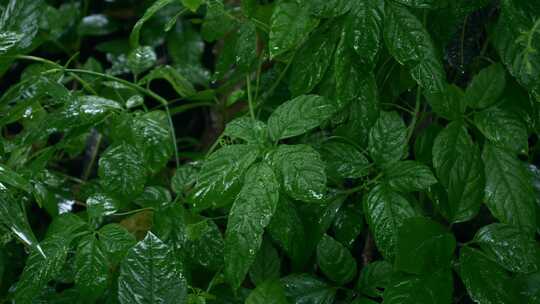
[
  {"x1": 355, "y1": 261, "x2": 393, "y2": 298},
  {"x1": 185, "y1": 217, "x2": 224, "y2": 271},
  {"x1": 424, "y1": 84, "x2": 466, "y2": 121},
  {"x1": 202, "y1": 0, "x2": 236, "y2": 42},
  {"x1": 0, "y1": 163, "x2": 31, "y2": 192},
  {"x1": 483, "y1": 144, "x2": 536, "y2": 233},
  {"x1": 364, "y1": 185, "x2": 416, "y2": 260},
  {"x1": 332, "y1": 203, "x2": 364, "y2": 248},
  {"x1": 224, "y1": 162, "x2": 280, "y2": 289},
  {"x1": 269, "y1": 0, "x2": 318, "y2": 58},
  {"x1": 368, "y1": 111, "x2": 408, "y2": 166},
  {"x1": 309, "y1": 0, "x2": 351, "y2": 18},
  {"x1": 465, "y1": 64, "x2": 506, "y2": 109},
  {"x1": 98, "y1": 143, "x2": 147, "y2": 200},
  {"x1": 118, "y1": 232, "x2": 187, "y2": 304},
  {"x1": 344, "y1": 0, "x2": 384, "y2": 66},
  {"x1": 383, "y1": 270, "x2": 453, "y2": 304},
  {"x1": 246, "y1": 279, "x2": 288, "y2": 304},
  {"x1": 474, "y1": 223, "x2": 539, "y2": 273},
  {"x1": 128, "y1": 46, "x2": 157, "y2": 75},
  {"x1": 190, "y1": 144, "x2": 259, "y2": 210},
  {"x1": 316, "y1": 234, "x2": 357, "y2": 285},
  {"x1": 268, "y1": 196, "x2": 306, "y2": 265},
  {"x1": 272, "y1": 144, "x2": 327, "y2": 203},
  {"x1": 224, "y1": 117, "x2": 269, "y2": 145},
  {"x1": 281, "y1": 274, "x2": 336, "y2": 304},
  {"x1": 98, "y1": 224, "x2": 136, "y2": 265},
  {"x1": 74, "y1": 235, "x2": 109, "y2": 299},
  {"x1": 383, "y1": 160, "x2": 437, "y2": 192},
  {"x1": 130, "y1": 0, "x2": 176, "y2": 47},
  {"x1": 320, "y1": 141, "x2": 370, "y2": 179},
  {"x1": 268, "y1": 95, "x2": 338, "y2": 141},
  {"x1": 79, "y1": 14, "x2": 118, "y2": 36},
  {"x1": 140, "y1": 66, "x2": 196, "y2": 97},
  {"x1": 86, "y1": 193, "x2": 119, "y2": 219},
  {"x1": 249, "y1": 239, "x2": 281, "y2": 286},
  {"x1": 181, "y1": 0, "x2": 204, "y2": 12},
  {"x1": 131, "y1": 111, "x2": 174, "y2": 173},
  {"x1": 0, "y1": 189, "x2": 41, "y2": 254},
  {"x1": 395, "y1": 217, "x2": 456, "y2": 274},
  {"x1": 235, "y1": 22, "x2": 258, "y2": 71}
]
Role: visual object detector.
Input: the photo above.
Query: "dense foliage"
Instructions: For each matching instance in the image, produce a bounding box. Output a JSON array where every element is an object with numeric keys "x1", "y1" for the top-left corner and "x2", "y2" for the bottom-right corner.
[{"x1": 0, "y1": 0, "x2": 539, "y2": 303}]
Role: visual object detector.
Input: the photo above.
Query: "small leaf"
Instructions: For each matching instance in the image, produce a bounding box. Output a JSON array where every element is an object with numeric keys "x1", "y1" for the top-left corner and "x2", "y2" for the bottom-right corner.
[
  {"x1": 320, "y1": 141, "x2": 370, "y2": 179},
  {"x1": 185, "y1": 217, "x2": 224, "y2": 271},
  {"x1": 86, "y1": 193, "x2": 119, "y2": 219},
  {"x1": 249, "y1": 239, "x2": 281, "y2": 286},
  {"x1": 474, "y1": 106, "x2": 528, "y2": 154},
  {"x1": 383, "y1": 160, "x2": 437, "y2": 192},
  {"x1": 190, "y1": 144, "x2": 259, "y2": 210},
  {"x1": 309, "y1": 0, "x2": 351, "y2": 18},
  {"x1": 269, "y1": 0, "x2": 318, "y2": 58},
  {"x1": 459, "y1": 246, "x2": 521, "y2": 304},
  {"x1": 74, "y1": 235, "x2": 109, "y2": 299},
  {"x1": 130, "y1": 0, "x2": 175, "y2": 47},
  {"x1": 118, "y1": 232, "x2": 187, "y2": 304},
  {"x1": 202, "y1": 0, "x2": 236, "y2": 42},
  {"x1": 79, "y1": 14, "x2": 118, "y2": 36},
  {"x1": 98, "y1": 143, "x2": 147, "y2": 200},
  {"x1": 268, "y1": 95, "x2": 338, "y2": 141},
  {"x1": 224, "y1": 162, "x2": 280, "y2": 289},
  {"x1": 0, "y1": 189, "x2": 41, "y2": 254},
  {"x1": 224, "y1": 117, "x2": 269, "y2": 145},
  {"x1": 344, "y1": 0, "x2": 384, "y2": 66},
  {"x1": 394, "y1": 217, "x2": 456, "y2": 274},
  {"x1": 364, "y1": 185, "x2": 416, "y2": 260},
  {"x1": 98, "y1": 224, "x2": 136, "y2": 265},
  {"x1": 424, "y1": 84, "x2": 466, "y2": 121},
  {"x1": 131, "y1": 111, "x2": 174, "y2": 173},
  {"x1": 316, "y1": 234, "x2": 357, "y2": 285},
  {"x1": 246, "y1": 279, "x2": 288, "y2": 304},
  {"x1": 368, "y1": 111, "x2": 408, "y2": 166},
  {"x1": 483, "y1": 144, "x2": 536, "y2": 233},
  {"x1": 140, "y1": 66, "x2": 196, "y2": 97},
  {"x1": 127, "y1": 46, "x2": 157, "y2": 75},
  {"x1": 235, "y1": 22, "x2": 258, "y2": 71},
  {"x1": 281, "y1": 274, "x2": 336, "y2": 304},
  {"x1": 474, "y1": 223, "x2": 539, "y2": 273},
  {"x1": 181, "y1": 0, "x2": 204, "y2": 12},
  {"x1": 465, "y1": 64, "x2": 506, "y2": 109},
  {"x1": 355, "y1": 261, "x2": 393, "y2": 298},
  {"x1": 332, "y1": 204, "x2": 364, "y2": 248},
  {"x1": 383, "y1": 270, "x2": 453, "y2": 304},
  {"x1": 272, "y1": 144, "x2": 327, "y2": 203}
]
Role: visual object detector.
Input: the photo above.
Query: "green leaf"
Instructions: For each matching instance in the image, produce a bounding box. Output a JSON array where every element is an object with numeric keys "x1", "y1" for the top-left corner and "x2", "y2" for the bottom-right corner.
[
  {"x1": 281, "y1": 274, "x2": 336, "y2": 304},
  {"x1": 202, "y1": 0, "x2": 236, "y2": 42},
  {"x1": 344, "y1": 0, "x2": 384, "y2": 66},
  {"x1": 394, "y1": 217, "x2": 456, "y2": 274},
  {"x1": 235, "y1": 22, "x2": 258, "y2": 71},
  {"x1": 459, "y1": 246, "x2": 521, "y2": 304},
  {"x1": 383, "y1": 270, "x2": 453, "y2": 304},
  {"x1": 52, "y1": 95, "x2": 122, "y2": 130},
  {"x1": 309, "y1": 0, "x2": 351, "y2": 18},
  {"x1": 493, "y1": 1, "x2": 540, "y2": 90},
  {"x1": 74, "y1": 235, "x2": 109, "y2": 299},
  {"x1": 190, "y1": 144, "x2": 259, "y2": 210},
  {"x1": 224, "y1": 162, "x2": 280, "y2": 289},
  {"x1": 364, "y1": 185, "x2": 416, "y2": 260},
  {"x1": 224, "y1": 117, "x2": 269, "y2": 145},
  {"x1": 432, "y1": 122, "x2": 484, "y2": 223},
  {"x1": 246, "y1": 279, "x2": 288, "y2": 304},
  {"x1": 383, "y1": 160, "x2": 437, "y2": 192},
  {"x1": 171, "y1": 163, "x2": 199, "y2": 194},
  {"x1": 130, "y1": 0, "x2": 176, "y2": 47},
  {"x1": 185, "y1": 217, "x2": 224, "y2": 271},
  {"x1": 131, "y1": 111, "x2": 174, "y2": 173},
  {"x1": 268, "y1": 196, "x2": 306, "y2": 265},
  {"x1": 474, "y1": 223, "x2": 539, "y2": 273},
  {"x1": 79, "y1": 14, "x2": 118, "y2": 36},
  {"x1": 424, "y1": 84, "x2": 466, "y2": 121},
  {"x1": 139, "y1": 66, "x2": 196, "y2": 97},
  {"x1": 474, "y1": 106, "x2": 529, "y2": 154},
  {"x1": 316, "y1": 234, "x2": 357, "y2": 285},
  {"x1": 332, "y1": 203, "x2": 364, "y2": 248},
  {"x1": 181, "y1": 0, "x2": 204, "y2": 12},
  {"x1": 249, "y1": 239, "x2": 281, "y2": 286},
  {"x1": 86, "y1": 193, "x2": 119, "y2": 219},
  {"x1": 98, "y1": 224, "x2": 136, "y2": 265},
  {"x1": 355, "y1": 261, "x2": 393, "y2": 298},
  {"x1": 482, "y1": 144, "x2": 536, "y2": 233},
  {"x1": 391, "y1": 0, "x2": 442, "y2": 9},
  {"x1": 465, "y1": 64, "x2": 506, "y2": 109},
  {"x1": 14, "y1": 235, "x2": 69, "y2": 304},
  {"x1": 269, "y1": 0, "x2": 318, "y2": 58},
  {"x1": 368, "y1": 111, "x2": 408, "y2": 166},
  {"x1": 320, "y1": 140, "x2": 370, "y2": 179},
  {"x1": 118, "y1": 232, "x2": 187, "y2": 304},
  {"x1": 0, "y1": 0, "x2": 43, "y2": 51},
  {"x1": 0, "y1": 190, "x2": 41, "y2": 254},
  {"x1": 268, "y1": 95, "x2": 337, "y2": 141},
  {"x1": 0, "y1": 163, "x2": 31, "y2": 192},
  {"x1": 128, "y1": 46, "x2": 157, "y2": 75},
  {"x1": 134, "y1": 186, "x2": 172, "y2": 209},
  {"x1": 289, "y1": 21, "x2": 340, "y2": 96},
  {"x1": 98, "y1": 143, "x2": 147, "y2": 200},
  {"x1": 384, "y1": 2, "x2": 445, "y2": 92},
  {"x1": 272, "y1": 144, "x2": 327, "y2": 203}
]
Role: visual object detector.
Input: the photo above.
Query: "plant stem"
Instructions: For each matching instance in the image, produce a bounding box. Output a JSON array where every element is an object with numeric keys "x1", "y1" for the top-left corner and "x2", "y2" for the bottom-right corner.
[
  {"x1": 407, "y1": 86, "x2": 422, "y2": 142},
  {"x1": 246, "y1": 75, "x2": 255, "y2": 120}
]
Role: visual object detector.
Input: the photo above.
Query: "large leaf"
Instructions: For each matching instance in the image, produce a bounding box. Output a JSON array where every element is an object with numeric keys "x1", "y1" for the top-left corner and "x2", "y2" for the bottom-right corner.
[
  {"x1": 271, "y1": 144, "x2": 327, "y2": 203},
  {"x1": 465, "y1": 64, "x2": 507, "y2": 109},
  {"x1": 185, "y1": 217, "x2": 224, "y2": 271},
  {"x1": 0, "y1": 189, "x2": 41, "y2": 254},
  {"x1": 0, "y1": 0, "x2": 43, "y2": 52},
  {"x1": 224, "y1": 162, "x2": 280, "y2": 289},
  {"x1": 98, "y1": 223, "x2": 136, "y2": 265},
  {"x1": 190, "y1": 144, "x2": 259, "y2": 210},
  {"x1": 424, "y1": 84, "x2": 466, "y2": 121},
  {"x1": 459, "y1": 246, "x2": 521, "y2": 304},
  {"x1": 289, "y1": 21, "x2": 340, "y2": 96},
  {"x1": 74, "y1": 235, "x2": 109, "y2": 299},
  {"x1": 432, "y1": 122, "x2": 484, "y2": 223},
  {"x1": 309, "y1": 0, "x2": 352, "y2": 18},
  {"x1": 383, "y1": 160, "x2": 437, "y2": 192},
  {"x1": 131, "y1": 111, "x2": 174, "y2": 173},
  {"x1": 394, "y1": 217, "x2": 456, "y2": 274},
  {"x1": 246, "y1": 279, "x2": 288, "y2": 304},
  {"x1": 98, "y1": 143, "x2": 147, "y2": 200},
  {"x1": 482, "y1": 144, "x2": 536, "y2": 233},
  {"x1": 316, "y1": 234, "x2": 357, "y2": 285},
  {"x1": 332, "y1": 203, "x2": 364, "y2": 248},
  {"x1": 368, "y1": 111, "x2": 407, "y2": 166},
  {"x1": 269, "y1": 0, "x2": 318, "y2": 58},
  {"x1": 320, "y1": 141, "x2": 370, "y2": 179},
  {"x1": 383, "y1": 270, "x2": 453, "y2": 304},
  {"x1": 224, "y1": 117, "x2": 269, "y2": 145},
  {"x1": 474, "y1": 106, "x2": 529, "y2": 154},
  {"x1": 364, "y1": 185, "x2": 416, "y2": 260},
  {"x1": 281, "y1": 274, "x2": 336, "y2": 304},
  {"x1": 384, "y1": 2, "x2": 445, "y2": 92},
  {"x1": 268, "y1": 95, "x2": 337, "y2": 141},
  {"x1": 344, "y1": 0, "x2": 384, "y2": 66},
  {"x1": 474, "y1": 223, "x2": 539, "y2": 273},
  {"x1": 118, "y1": 232, "x2": 187, "y2": 304}
]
